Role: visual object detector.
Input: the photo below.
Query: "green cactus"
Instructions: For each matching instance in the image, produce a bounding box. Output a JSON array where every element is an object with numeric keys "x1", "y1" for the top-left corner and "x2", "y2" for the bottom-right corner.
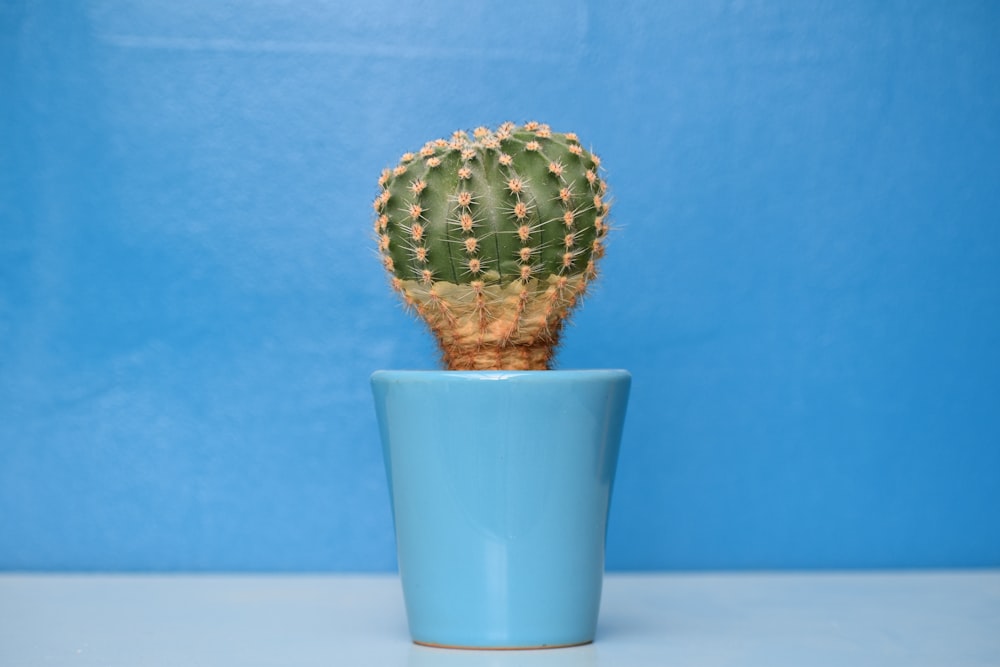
[{"x1": 374, "y1": 121, "x2": 611, "y2": 370}]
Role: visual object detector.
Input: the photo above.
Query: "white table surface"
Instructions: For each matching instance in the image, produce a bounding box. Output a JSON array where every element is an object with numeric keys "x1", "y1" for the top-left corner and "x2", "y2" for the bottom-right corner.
[{"x1": 1, "y1": 571, "x2": 998, "y2": 666}]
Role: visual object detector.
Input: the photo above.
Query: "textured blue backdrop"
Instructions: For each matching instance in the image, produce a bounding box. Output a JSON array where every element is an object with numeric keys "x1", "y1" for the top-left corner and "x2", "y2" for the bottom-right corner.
[{"x1": 1, "y1": 1, "x2": 998, "y2": 571}]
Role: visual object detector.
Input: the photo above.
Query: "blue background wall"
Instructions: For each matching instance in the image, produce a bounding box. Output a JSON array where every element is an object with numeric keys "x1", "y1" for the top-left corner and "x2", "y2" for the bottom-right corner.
[{"x1": 1, "y1": 1, "x2": 998, "y2": 572}]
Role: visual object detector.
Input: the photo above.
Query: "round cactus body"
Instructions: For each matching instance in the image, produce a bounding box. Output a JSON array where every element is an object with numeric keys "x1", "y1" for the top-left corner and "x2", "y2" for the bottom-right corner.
[{"x1": 374, "y1": 122, "x2": 611, "y2": 370}]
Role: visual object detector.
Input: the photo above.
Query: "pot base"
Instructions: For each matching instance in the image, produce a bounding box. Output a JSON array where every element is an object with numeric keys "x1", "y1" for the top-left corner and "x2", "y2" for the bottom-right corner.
[{"x1": 414, "y1": 639, "x2": 593, "y2": 651}]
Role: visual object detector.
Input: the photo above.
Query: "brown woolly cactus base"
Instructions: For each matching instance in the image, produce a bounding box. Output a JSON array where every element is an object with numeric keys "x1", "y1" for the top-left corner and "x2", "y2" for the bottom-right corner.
[
  {"x1": 440, "y1": 340, "x2": 557, "y2": 371},
  {"x1": 398, "y1": 274, "x2": 586, "y2": 371}
]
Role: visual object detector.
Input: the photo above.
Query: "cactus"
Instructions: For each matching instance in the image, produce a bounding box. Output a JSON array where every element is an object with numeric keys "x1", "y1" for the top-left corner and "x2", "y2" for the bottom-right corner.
[{"x1": 374, "y1": 122, "x2": 611, "y2": 370}]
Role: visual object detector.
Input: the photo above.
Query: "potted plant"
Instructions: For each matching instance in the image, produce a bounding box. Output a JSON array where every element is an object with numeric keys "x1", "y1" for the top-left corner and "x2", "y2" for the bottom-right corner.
[{"x1": 370, "y1": 122, "x2": 630, "y2": 649}]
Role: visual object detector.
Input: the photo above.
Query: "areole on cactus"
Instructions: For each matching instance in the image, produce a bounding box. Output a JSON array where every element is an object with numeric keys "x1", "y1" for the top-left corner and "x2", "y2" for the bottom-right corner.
[{"x1": 374, "y1": 121, "x2": 611, "y2": 371}]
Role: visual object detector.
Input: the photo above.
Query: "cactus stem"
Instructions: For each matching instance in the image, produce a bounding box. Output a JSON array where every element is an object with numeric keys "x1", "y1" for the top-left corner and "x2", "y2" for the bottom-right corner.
[{"x1": 375, "y1": 123, "x2": 609, "y2": 370}]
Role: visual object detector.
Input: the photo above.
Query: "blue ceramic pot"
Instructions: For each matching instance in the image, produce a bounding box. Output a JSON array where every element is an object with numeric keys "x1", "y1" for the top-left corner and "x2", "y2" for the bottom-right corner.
[{"x1": 371, "y1": 370, "x2": 631, "y2": 649}]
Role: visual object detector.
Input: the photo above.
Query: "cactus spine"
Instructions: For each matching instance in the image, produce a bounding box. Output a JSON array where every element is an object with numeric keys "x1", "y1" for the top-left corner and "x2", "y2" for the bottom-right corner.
[{"x1": 374, "y1": 122, "x2": 611, "y2": 370}]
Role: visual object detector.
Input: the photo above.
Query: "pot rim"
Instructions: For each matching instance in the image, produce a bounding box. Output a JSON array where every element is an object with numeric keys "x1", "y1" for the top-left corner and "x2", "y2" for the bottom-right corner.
[{"x1": 371, "y1": 369, "x2": 630, "y2": 383}]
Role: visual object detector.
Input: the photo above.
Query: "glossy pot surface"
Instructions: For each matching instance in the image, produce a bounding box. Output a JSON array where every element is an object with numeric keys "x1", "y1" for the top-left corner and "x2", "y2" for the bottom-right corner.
[{"x1": 372, "y1": 370, "x2": 631, "y2": 649}]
